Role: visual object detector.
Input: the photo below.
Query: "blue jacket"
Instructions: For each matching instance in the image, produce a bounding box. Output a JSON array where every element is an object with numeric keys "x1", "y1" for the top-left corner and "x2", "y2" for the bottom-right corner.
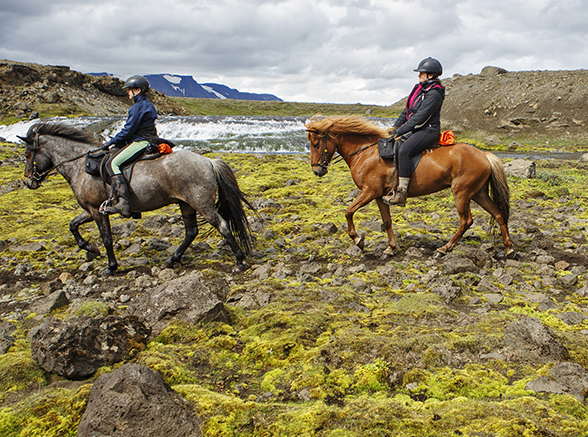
[{"x1": 105, "y1": 94, "x2": 158, "y2": 147}]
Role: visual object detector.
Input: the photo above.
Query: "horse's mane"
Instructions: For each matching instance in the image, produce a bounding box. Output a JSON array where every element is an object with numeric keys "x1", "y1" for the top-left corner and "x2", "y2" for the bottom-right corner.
[
  {"x1": 25, "y1": 121, "x2": 100, "y2": 145},
  {"x1": 306, "y1": 115, "x2": 390, "y2": 139}
]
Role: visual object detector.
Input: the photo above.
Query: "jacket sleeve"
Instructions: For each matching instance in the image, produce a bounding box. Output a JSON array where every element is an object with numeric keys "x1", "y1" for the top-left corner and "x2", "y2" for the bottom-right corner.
[
  {"x1": 395, "y1": 90, "x2": 443, "y2": 136},
  {"x1": 105, "y1": 104, "x2": 143, "y2": 146},
  {"x1": 393, "y1": 107, "x2": 407, "y2": 129}
]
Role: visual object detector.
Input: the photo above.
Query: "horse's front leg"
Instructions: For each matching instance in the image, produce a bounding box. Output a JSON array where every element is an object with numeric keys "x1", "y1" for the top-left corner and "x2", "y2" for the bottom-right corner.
[
  {"x1": 345, "y1": 189, "x2": 378, "y2": 250},
  {"x1": 69, "y1": 211, "x2": 100, "y2": 255},
  {"x1": 91, "y1": 210, "x2": 118, "y2": 275},
  {"x1": 374, "y1": 198, "x2": 397, "y2": 255}
]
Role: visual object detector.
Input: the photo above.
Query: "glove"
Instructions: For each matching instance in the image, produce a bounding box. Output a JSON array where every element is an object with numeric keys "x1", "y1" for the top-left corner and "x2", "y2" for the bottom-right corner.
[{"x1": 102, "y1": 140, "x2": 114, "y2": 150}]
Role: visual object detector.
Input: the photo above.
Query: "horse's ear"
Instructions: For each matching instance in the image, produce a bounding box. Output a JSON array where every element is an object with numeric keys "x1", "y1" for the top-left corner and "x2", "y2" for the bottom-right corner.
[{"x1": 16, "y1": 135, "x2": 30, "y2": 144}]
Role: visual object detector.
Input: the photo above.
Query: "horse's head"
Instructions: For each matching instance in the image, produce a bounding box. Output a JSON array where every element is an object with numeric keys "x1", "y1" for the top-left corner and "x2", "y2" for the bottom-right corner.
[
  {"x1": 18, "y1": 127, "x2": 51, "y2": 190},
  {"x1": 307, "y1": 129, "x2": 338, "y2": 177},
  {"x1": 18, "y1": 122, "x2": 99, "y2": 189}
]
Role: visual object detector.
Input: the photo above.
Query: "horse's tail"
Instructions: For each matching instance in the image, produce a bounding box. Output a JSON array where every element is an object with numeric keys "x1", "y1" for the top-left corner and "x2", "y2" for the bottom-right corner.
[
  {"x1": 486, "y1": 152, "x2": 510, "y2": 223},
  {"x1": 211, "y1": 159, "x2": 254, "y2": 254}
]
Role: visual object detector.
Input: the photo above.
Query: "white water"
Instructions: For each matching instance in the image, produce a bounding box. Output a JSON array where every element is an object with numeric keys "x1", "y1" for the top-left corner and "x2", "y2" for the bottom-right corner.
[{"x1": 0, "y1": 115, "x2": 397, "y2": 154}]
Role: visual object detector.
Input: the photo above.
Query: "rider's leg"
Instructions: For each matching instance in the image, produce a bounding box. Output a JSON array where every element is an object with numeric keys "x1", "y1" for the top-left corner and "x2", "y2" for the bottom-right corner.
[
  {"x1": 103, "y1": 141, "x2": 148, "y2": 217},
  {"x1": 383, "y1": 130, "x2": 438, "y2": 207}
]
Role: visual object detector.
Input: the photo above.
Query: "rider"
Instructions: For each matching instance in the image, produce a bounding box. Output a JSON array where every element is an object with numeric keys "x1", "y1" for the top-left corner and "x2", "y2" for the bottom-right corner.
[
  {"x1": 101, "y1": 75, "x2": 158, "y2": 217},
  {"x1": 382, "y1": 57, "x2": 445, "y2": 207}
]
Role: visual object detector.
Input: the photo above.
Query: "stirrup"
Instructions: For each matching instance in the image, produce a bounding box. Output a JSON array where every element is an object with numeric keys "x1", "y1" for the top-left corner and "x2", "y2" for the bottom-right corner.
[
  {"x1": 382, "y1": 189, "x2": 407, "y2": 207},
  {"x1": 99, "y1": 198, "x2": 115, "y2": 215}
]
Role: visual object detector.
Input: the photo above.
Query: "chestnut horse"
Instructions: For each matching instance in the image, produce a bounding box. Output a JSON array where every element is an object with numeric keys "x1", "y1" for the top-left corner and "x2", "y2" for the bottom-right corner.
[{"x1": 306, "y1": 115, "x2": 513, "y2": 257}]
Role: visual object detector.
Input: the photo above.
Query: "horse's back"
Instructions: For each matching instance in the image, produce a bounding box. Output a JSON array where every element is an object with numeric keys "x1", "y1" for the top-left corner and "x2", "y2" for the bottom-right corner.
[{"x1": 412, "y1": 143, "x2": 493, "y2": 194}]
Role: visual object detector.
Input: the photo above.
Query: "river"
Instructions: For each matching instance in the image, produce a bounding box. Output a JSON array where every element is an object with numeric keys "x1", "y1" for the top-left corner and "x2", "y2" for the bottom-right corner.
[{"x1": 0, "y1": 116, "x2": 584, "y2": 160}]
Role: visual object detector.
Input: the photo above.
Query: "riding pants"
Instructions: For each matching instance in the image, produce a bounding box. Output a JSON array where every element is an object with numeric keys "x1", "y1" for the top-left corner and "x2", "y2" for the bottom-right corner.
[
  {"x1": 397, "y1": 129, "x2": 439, "y2": 178},
  {"x1": 108, "y1": 141, "x2": 149, "y2": 175}
]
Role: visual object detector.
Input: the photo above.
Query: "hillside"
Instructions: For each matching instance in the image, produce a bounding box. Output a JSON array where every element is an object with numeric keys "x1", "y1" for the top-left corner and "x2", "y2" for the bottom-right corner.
[
  {"x1": 390, "y1": 66, "x2": 588, "y2": 142},
  {"x1": 0, "y1": 60, "x2": 189, "y2": 122},
  {"x1": 2, "y1": 60, "x2": 588, "y2": 146}
]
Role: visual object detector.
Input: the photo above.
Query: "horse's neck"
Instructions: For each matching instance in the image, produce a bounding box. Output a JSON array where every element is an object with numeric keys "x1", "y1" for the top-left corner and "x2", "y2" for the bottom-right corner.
[
  {"x1": 46, "y1": 137, "x2": 93, "y2": 181},
  {"x1": 338, "y1": 135, "x2": 372, "y2": 159}
]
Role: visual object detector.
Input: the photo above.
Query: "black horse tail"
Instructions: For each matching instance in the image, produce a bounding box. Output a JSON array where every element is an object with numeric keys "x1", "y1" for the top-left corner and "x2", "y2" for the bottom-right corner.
[
  {"x1": 211, "y1": 159, "x2": 254, "y2": 254},
  {"x1": 486, "y1": 152, "x2": 510, "y2": 223}
]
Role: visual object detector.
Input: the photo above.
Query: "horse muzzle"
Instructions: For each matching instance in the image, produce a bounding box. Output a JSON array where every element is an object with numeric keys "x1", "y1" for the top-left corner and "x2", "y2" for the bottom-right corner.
[
  {"x1": 313, "y1": 166, "x2": 328, "y2": 177},
  {"x1": 23, "y1": 175, "x2": 41, "y2": 189}
]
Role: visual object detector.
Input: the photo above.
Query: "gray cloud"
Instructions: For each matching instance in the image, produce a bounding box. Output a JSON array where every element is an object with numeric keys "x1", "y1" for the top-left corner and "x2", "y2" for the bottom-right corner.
[{"x1": 1, "y1": 0, "x2": 587, "y2": 104}]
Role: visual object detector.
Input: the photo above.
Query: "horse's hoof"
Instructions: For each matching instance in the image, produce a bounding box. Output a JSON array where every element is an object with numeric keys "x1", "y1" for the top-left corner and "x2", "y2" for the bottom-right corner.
[
  {"x1": 379, "y1": 253, "x2": 392, "y2": 261},
  {"x1": 234, "y1": 262, "x2": 250, "y2": 272},
  {"x1": 101, "y1": 267, "x2": 116, "y2": 276},
  {"x1": 90, "y1": 242, "x2": 101, "y2": 255},
  {"x1": 434, "y1": 250, "x2": 446, "y2": 259},
  {"x1": 356, "y1": 236, "x2": 365, "y2": 250},
  {"x1": 163, "y1": 257, "x2": 176, "y2": 268}
]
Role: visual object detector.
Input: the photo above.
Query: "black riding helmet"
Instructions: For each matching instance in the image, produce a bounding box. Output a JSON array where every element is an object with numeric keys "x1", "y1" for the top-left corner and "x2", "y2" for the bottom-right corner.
[
  {"x1": 123, "y1": 75, "x2": 150, "y2": 94},
  {"x1": 414, "y1": 57, "x2": 443, "y2": 77}
]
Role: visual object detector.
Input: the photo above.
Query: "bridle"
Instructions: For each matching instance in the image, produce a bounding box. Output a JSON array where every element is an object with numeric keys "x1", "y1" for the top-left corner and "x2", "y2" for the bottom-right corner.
[
  {"x1": 23, "y1": 132, "x2": 100, "y2": 184},
  {"x1": 308, "y1": 132, "x2": 336, "y2": 171},
  {"x1": 307, "y1": 130, "x2": 379, "y2": 171}
]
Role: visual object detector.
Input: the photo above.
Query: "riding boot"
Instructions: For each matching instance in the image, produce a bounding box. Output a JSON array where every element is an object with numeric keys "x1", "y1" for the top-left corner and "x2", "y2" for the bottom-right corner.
[
  {"x1": 103, "y1": 174, "x2": 131, "y2": 217},
  {"x1": 383, "y1": 177, "x2": 410, "y2": 207}
]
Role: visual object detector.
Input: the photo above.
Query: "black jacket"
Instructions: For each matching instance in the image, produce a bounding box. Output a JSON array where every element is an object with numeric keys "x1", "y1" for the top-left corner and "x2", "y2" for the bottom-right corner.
[{"x1": 393, "y1": 81, "x2": 445, "y2": 136}]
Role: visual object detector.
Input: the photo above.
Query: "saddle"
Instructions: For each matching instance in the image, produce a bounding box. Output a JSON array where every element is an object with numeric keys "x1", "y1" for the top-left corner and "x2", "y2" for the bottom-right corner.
[
  {"x1": 84, "y1": 139, "x2": 175, "y2": 185},
  {"x1": 379, "y1": 136, "x2": 444, "y2": 192}
]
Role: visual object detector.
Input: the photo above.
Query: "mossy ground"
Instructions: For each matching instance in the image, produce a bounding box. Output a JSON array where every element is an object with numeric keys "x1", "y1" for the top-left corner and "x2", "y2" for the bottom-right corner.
[{"x1": 1, "y1": 141, "x2": 588, "y2": 436}]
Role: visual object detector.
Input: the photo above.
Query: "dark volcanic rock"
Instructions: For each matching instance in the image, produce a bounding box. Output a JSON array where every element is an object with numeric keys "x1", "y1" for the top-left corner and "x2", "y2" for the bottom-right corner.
[
  {"x1": 128, "y1": 276, "x2": 228, "y2": 337},
  {"x1": 504, "y1": 317, "x2": 568, "y2": 364},
  {"x1": 29, "y1": 315, "x2": 150, "y2": 379},
  {"x1": 77, "y1": 363, "x2": 202, "y2": 437},
  {"x1": 526, "y1": 362, "x2": 588, "y2": 402}
]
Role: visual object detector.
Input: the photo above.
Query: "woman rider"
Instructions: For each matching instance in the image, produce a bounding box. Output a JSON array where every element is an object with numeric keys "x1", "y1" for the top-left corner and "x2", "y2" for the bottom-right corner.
[
  {"x1": 101, "y1": 75, "x2": 158, "y2": 217},
  {"x1": 382, "y1": 57, "x2": 445, "y2": 207}
]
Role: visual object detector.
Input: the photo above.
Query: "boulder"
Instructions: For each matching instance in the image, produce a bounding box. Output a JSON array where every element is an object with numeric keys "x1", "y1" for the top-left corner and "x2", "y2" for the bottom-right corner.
[
  {"x1": 128, "y1": 276, "x2": 227, "y2": 337},
  {"x1": 526, "y1": 362, "x2": 588, "y2": 402},
  {"x1": 77, "y1": 363, "x2": 202, "y2": 437},
  {"x1": 504, "y1": 317, "x2": 568, "y2": 364},
  {"x1": 0, "y1": 319, "x2": 16, "y2": 355},
  {"x1": 29, "y1": 315, "x2": 150, "y2": 379},
  {"x1": 442, "y1": 254, "x2": 479, "y2": 275},
  {"x1": 30, "y1": 289, "x2": 69, "y2": 316},
  {"x1": 503, "y1": 159, "x2": 536, "y2": 179}
]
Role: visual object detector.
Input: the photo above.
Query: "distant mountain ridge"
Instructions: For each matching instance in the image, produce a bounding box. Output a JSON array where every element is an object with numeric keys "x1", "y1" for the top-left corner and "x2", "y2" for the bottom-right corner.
[{"x1": 144, "y1": 74, "x2": 282, "y2": 101}]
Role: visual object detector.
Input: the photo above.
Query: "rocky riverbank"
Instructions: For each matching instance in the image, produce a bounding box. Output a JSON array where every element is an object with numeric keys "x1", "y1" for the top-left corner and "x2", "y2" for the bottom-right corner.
[{"x1": 1, "y1": 144, "x2": 588, "y2": 435}]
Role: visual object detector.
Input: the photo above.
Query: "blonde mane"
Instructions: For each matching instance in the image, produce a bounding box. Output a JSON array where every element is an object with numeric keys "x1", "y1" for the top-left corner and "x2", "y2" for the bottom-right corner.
[{"x1": 306, "y1": 115, "x2": 390, "y2": 139}]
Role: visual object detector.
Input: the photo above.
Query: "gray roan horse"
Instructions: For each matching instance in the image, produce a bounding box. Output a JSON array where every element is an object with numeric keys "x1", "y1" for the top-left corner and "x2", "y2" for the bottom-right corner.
[{"x1": 19, "y1": 121, "x2": 253, "y2": 274}]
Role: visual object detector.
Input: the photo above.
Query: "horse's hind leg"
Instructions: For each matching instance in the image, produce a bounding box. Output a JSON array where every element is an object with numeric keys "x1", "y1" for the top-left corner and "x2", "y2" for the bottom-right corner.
[
  {"x1": 200, "y1": 206, "x2": 246, "y2": 270},
  {"x1": 438, "y1": 191, "x2": 474, "y2": 255},
  {"x1": 165, "y1": 202, "x2": 199, "y2": 267},
  {"x1": 70, "y1": 211, "x2": 100, "y2": 256},
  {"x1": 472, "y1": 190, "x2": 513, "y2": 256}
]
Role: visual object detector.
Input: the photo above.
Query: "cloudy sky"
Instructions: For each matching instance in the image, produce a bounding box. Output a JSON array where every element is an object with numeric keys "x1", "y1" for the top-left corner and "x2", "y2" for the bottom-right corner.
[{"x1": 1, "y1": 0, "x2": 587, "y2": 105}]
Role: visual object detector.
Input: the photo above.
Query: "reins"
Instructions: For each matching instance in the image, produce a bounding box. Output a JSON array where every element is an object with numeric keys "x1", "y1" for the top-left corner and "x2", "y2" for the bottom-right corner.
[
  {"x1": 26, "y1": 132, "x2": 103, "y2": 184},
  {"x1": 308, "y1": 132, "x2": 378, "y2": 170}
]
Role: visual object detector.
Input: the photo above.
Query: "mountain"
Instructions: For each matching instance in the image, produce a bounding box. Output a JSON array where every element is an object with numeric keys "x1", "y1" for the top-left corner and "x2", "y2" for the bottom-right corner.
[{"x1": 143, "y1": 74, "x2": 282, "y2": 101}]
